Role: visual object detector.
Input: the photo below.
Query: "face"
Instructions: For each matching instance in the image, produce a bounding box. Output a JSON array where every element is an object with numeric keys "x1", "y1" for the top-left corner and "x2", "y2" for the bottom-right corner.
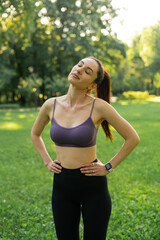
[{"x1": 68, "y1": 58, "x2": 99, "y2": 91}]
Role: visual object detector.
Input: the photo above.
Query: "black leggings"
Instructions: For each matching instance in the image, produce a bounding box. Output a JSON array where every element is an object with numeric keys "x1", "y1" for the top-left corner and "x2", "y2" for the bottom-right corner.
[{"x1": 52, "y1": 159, "x2": 111, "y2": 240}]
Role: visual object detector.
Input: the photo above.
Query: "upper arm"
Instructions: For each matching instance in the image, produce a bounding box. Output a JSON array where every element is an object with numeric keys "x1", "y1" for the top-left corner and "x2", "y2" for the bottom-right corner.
[
  {"x1": 31, "y1": 99, "x2": 52, "y2": 137},
  {"x1": 96, "y1": 99, "x2": 139, "y2": 141}
]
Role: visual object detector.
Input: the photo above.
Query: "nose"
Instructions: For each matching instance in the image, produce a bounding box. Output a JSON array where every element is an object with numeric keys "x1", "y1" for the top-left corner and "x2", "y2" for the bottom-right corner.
[{"x1": 77, "y1": 66, "x2": 83, "y2": 74}]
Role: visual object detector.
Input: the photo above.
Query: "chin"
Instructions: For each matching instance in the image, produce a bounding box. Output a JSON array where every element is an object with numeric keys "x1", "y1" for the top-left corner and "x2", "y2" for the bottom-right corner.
[
  {"x1": 68, "y1": 75, "x2": 78, "y2": 84},
  {"x1": 68, "y1": 76, "x2": 73, "y2": 84}
]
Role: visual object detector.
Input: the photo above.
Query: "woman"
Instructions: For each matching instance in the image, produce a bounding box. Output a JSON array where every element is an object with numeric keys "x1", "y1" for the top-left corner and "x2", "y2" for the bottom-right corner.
[{"x1": 31, "y1": 56, "x2": 140, "y2": 240}]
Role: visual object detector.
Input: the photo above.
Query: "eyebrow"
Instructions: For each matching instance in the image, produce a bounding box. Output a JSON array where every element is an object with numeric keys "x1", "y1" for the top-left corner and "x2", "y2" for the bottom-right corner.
[{"x1": 80, "y1": 60, "x2": 94, "y2": 72}]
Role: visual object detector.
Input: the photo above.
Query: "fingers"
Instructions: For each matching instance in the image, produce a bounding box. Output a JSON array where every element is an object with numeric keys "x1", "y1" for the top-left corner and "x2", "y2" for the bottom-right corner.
[
  {"x1": 52, "y1": 165, "x2": 62, "y2": 174},
  {"x1": 80, "y1": 162, "x2": 106, "y2": 176},
  {"x1": 80, "y1": 162, "x2": 97, "y2": 176},
  {"x1": 47, "y1": 160, "x2": 62, "y2": 174},
  {"x1": 81, "y1": 162, "x2": 94, "y2": 168},
  {"x1": 54, "y1": 160, "x2": 62, "y2": 170},
  {"x1": 54, "y1": 160, "x2": 61, "y2": 164}
]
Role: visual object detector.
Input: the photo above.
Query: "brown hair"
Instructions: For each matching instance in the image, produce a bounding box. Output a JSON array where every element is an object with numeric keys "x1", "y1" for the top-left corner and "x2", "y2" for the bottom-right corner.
[{"x1": 86, "y1": 56, "x2": 113, "y2": 141}]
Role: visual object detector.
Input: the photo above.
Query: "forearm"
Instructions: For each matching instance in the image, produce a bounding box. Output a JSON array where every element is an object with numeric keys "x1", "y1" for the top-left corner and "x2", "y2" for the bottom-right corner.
[
  {"x1": 109, "y1": 137, "x2": 140, "y2": 169},
  {"x1": 31, "y1": 134, "x2": 53, "y2": 166}
]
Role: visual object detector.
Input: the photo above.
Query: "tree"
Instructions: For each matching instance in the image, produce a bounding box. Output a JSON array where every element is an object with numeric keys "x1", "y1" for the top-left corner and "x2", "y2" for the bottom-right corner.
[
  {"x1": 0, "y1": 0, "x2": 127, "y2": 103},
  {"x1": 18, "y1": 73, "x2": 42, "y2": 106},
  {"x1": 139, "y1": 22, "x2": 160, "y2": 89},
  {"x1": 123, "y1": 22, "x2": 160, "y2": 93},
  {"x1": 154, "y1": 72, "x2": 160, "y2": 96}
]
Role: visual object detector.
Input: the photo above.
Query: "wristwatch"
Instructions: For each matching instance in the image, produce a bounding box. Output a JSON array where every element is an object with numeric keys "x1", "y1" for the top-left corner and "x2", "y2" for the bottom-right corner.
[{"x1": 105, "y1": 162, "x2": 113, "y2": 173}]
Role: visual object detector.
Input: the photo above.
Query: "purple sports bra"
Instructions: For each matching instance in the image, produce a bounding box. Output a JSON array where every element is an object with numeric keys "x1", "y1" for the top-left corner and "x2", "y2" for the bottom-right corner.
[{"x1": 50, "y1": 98, "x2": 99, "y2": 148}]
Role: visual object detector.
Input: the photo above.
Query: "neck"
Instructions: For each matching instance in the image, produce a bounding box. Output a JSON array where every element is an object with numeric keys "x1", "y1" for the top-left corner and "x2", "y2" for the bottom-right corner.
[{"x1": 66, "y1": 85, "x2": 88, "y2": 107}]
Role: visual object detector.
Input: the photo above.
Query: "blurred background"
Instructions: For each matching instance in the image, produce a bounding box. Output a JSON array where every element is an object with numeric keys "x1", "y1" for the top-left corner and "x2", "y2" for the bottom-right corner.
[{"x1": 0, "y1": 0, "x2": 160, "y2": 108}]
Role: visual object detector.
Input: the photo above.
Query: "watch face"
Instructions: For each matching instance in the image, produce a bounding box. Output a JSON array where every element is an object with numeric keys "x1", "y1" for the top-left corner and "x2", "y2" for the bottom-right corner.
[{"x1": 105, "y1": 163, "x2": 112, "y2": 170}]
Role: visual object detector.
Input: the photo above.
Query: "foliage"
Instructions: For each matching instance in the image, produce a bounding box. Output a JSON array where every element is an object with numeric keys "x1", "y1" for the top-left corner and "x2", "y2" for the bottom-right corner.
[
  {"x1": 154, "y1": 72, "x2": 160, "y2": 95},
  {"x1": 45, "y1": 75, "x2": 69, "y2": 97},
  {"x1": 119, "y1": 91, "x2": 150, "y2": 100},
  {"x1": 18, "y1": 73, "x2": 43, "y2": 106},
  {"x1": 0, "y1": 2, "x2": 160, "y2": 102},
  {"x1": 126, "y1": 21, "x2": 160, "y2": 93},
  {"x1": 0, "y1": 101, "x2": 160, "y2": 239},
  {"x1": 0, "y1": 0, "x2": 129, "y2": 103}
]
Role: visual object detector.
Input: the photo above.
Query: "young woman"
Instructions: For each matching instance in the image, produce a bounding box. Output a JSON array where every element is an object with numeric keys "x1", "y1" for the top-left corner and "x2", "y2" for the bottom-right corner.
[{"x1": 31, "y1": 56, "x2": 140, "y2": 240}]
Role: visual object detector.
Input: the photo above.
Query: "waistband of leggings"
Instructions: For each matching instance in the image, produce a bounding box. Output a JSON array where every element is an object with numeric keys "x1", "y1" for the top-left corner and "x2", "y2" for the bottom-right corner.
[{"x1": 60, "y1": 159, "x2": 98, "y2": 174}]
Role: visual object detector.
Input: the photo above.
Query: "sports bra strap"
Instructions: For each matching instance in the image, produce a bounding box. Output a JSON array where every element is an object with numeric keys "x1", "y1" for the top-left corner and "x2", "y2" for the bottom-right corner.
[
  {"x1": 53, "y1": 98, "x2": 56, "y2": 117},
  {"x1": 90, "y1": 98, "x2": 96, "y2": 117},
  {"x1": 53, "y1": 97, "x2": 95, "y2": 117}
]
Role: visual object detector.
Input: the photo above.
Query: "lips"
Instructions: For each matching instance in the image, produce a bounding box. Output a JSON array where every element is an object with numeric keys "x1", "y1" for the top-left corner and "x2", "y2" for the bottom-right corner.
[{"x1": 72, "y1": 73, "x2": 80, "y2": 79}]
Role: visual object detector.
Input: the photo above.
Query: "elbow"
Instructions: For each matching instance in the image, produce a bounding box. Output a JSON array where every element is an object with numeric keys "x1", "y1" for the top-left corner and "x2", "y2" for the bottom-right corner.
[
  {"x1": 135, "y1": 135, "x2": 140, "y2": 146},
  {"x1": 125, "y1": 133, "x2": 140, "y2": 147},
  {"x1": 133, "y1": 133, "x2": 140, "y2": 147},
  {"x1": 30, "y1": 128, "x2": 34, "y2": 140},
  {"x1": 30, "y1": 128, "x2": 38, "y2": 141},
  {"x1": 31, "y1": 128, "x2": 41, "y2": 142}
]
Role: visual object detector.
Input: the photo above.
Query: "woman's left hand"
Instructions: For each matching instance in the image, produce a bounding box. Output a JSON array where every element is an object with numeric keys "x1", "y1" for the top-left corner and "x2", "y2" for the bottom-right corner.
[{"x1": 80, "y1": 159, "x2": 108, "y2": 176}]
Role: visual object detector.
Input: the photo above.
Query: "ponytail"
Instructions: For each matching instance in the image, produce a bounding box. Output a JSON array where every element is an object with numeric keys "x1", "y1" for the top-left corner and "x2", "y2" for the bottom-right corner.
[
  {"x1": 96, "y1": 71, "x2": 113, "y2": 141},
  {"x1": 85, "y1": 56, "x2": 113, "y2": 141},
  {"x1": 97, "y1": 71, "x2": 111, "y2": 104}
]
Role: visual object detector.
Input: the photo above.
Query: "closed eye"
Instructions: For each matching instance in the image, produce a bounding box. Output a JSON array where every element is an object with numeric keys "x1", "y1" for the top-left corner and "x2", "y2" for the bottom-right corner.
[{"x1": 77, "y1": 64, "x2": 91, "y2": 74}]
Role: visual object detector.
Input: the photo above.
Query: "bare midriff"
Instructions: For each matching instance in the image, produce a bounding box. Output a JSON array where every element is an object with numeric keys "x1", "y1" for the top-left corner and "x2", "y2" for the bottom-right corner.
[{"x1": 55, "y1": 145, "x2": 97, "y2": 169}]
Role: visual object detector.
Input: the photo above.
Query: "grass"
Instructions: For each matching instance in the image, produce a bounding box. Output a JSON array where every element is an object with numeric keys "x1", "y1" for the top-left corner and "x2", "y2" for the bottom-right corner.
[{"x1": 0, "y1": 100, "x2": 160, "y2": 240}]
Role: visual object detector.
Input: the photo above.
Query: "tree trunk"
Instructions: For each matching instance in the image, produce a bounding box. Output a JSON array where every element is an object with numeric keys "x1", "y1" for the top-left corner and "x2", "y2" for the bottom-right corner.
[
  {"x1": 5, "y1": 90, "x2": 8, "y2": 103},
  {"x1": 12, "y1": 91, "x2": 15, "y2": 102}
]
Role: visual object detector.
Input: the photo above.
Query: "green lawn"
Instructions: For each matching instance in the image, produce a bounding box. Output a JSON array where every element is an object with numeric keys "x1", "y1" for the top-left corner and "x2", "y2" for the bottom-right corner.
[{"x1": 0, "y1": 100, "x2": 159, "y2": 240}]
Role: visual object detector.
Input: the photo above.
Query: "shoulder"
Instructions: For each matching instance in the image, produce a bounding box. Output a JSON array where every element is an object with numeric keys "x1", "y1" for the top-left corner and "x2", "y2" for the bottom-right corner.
[
  {"x1": 94, "y1": 97, "x2": 120, "y2": 121},
  {"x1": 41, "y1": 95, "x2": 66, "y2": 113},
  {"x1": 42, "y1": 95, "x2": 65, "y2": 107},
  {"x1": 94, "y1": 97, "x2": 113, "y2": 111},
  {"x1": 41, "y1": 97, "x2": 55, "y2": 110}
]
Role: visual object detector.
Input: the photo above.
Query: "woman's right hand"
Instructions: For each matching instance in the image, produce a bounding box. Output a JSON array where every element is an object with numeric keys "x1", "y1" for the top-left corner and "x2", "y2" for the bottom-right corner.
[{"x1": 46, "y1": 160, "x2": 62, "y2": 174}]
